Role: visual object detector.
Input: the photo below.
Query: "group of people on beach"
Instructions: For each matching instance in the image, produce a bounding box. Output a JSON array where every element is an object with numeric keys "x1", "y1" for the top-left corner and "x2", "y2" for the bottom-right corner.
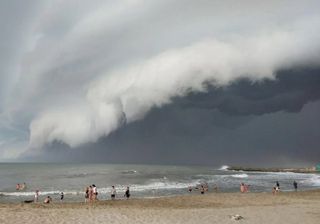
[
  {"x1": 188, "y1": 183, "x2": 210, "y2": 194},
  {"x1": 25, "y1": 179, "x2": 301, "y2": 204},
  {"x1": 84, "y1": 185, "x2": 130, "y2": 202},
  {"x1": 30, "y1": 185, "x2": 131, "y2": 204},
  {"x1": 84, "y1": 184, "x2": 98, "y2": 202},
  {"x1": 188, "y1": 180, "x2": 299, "y2": 195},
  {"x1": 272, "y1": 181, "x2": 281, "y2": 194},
  {"x1": 272, "y1": 180, "x2": 298, "y2": 195},
  {"x1": 240, "y1": 183, "x2": 250, "y2": 193}
]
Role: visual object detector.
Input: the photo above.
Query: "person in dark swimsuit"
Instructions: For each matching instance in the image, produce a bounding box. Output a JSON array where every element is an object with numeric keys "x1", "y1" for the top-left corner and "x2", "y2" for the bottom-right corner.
[
  {"x1": 293, "y1": 181, "x2": 298, "y2": 191},
  {"x1": 124, "y1": 186, "x2": 130, "y2": 199}
]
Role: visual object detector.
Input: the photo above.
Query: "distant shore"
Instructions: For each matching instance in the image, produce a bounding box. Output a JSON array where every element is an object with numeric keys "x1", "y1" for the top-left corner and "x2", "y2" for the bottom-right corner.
[
  {"x1": 0, "y1": 189, "x2": 319, "y2": 224},
  {"x1": 227, "y1": 166, "x2": 319, "y2": 173}
]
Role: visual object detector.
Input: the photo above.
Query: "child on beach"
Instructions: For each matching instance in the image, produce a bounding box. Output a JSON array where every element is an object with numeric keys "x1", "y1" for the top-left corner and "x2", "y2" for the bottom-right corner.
[{"x1": 44, "y1": 196, "x2": 52, "y2": 204}]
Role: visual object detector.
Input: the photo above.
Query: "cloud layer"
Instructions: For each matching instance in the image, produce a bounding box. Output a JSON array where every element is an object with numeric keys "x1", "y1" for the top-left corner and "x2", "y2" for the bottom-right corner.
[
  {"x1": 29, "y1": 19, "x2": 320, "y2": 148},
  {"x1": 0, "y1": 0, "x2": 320, "y2": 160}
]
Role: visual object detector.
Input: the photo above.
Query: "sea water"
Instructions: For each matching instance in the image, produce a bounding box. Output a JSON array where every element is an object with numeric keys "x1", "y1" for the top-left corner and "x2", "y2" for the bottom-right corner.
[{"x1": 0, "y1": 163, "x2": 319, "y2": 203}]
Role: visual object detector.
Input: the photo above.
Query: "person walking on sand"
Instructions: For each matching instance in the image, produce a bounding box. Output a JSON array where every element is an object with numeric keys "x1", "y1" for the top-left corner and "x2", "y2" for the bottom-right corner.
[
  {"x1": 293, "y1": 181, "x2": 298, "y2": 191},
  {"x1": 111, "y1": 186, "x2": 116, "y2": 200}
]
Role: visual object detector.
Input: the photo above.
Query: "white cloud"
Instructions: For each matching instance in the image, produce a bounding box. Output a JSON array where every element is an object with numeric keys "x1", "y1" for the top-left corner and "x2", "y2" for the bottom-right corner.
[
  {"x1": 0, "y1": 0, "x2": 320, "y2": 155},
  {"x1": 30, "y1": 20, "x2": 320, "y2": 147}
]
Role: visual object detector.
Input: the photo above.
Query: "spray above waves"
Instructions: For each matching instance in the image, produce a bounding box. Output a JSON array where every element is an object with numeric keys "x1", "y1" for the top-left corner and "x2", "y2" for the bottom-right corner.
[{"x1": 218, "y1": 165, "x2": 230, "y2": 171}]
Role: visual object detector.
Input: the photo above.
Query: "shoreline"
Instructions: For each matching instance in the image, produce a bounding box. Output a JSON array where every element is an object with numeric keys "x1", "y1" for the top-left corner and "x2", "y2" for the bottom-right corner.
[
  {"x1": 0, "y1": 189, "x2": 319, "y2": 224},
  {"x1": 1, "y1": 188, "x2": 319, "y2": 207}
]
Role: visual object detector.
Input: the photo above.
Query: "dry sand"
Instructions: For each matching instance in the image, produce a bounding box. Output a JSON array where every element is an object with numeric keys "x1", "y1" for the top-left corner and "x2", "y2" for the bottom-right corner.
[{"x1": 0, "y1": 190, "x2": 319, "y2": 224}]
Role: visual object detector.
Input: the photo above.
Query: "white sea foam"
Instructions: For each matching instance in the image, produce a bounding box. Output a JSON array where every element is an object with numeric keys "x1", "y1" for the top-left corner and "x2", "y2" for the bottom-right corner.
[
  {"x1": 231, "y1": 174, "x2": 249, "y2": 178},
  {"x1": 0, "y1": 191, "x2": 81, "y2": 197},
  {"x1": 97, "y1": 180, "x2": 201, "y2": 194},
  {"x1": 300, "y1": 175, "x2": 320, "y2": 186},
  {"x1": 218, "y1": 165, "x2": 229, "y2": 171}
]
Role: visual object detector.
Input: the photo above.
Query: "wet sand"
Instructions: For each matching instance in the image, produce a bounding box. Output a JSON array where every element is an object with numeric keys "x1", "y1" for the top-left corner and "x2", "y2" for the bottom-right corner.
[{"x1": 0, "y1": 189, "x2": 319, "y2": 224}]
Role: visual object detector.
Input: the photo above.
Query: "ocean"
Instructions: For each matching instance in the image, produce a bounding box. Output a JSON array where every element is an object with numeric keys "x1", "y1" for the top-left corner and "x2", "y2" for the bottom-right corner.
[{"x1": 0, "y1": 163, "x2": 319, "y2": 203}]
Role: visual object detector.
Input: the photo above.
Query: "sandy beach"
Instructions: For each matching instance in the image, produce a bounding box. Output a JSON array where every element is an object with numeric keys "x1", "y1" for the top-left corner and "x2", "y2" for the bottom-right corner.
[{"x1": 0, "y1": 189, "x2": 319, "y2": 224}]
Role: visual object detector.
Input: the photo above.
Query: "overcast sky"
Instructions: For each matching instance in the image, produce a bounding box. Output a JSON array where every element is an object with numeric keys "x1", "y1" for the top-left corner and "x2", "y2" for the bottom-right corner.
[{"x1": 0, "y1": 0, "x2": 320, "y2": 166}]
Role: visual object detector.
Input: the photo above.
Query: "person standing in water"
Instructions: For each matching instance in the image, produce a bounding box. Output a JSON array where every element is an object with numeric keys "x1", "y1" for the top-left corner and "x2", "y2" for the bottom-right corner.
[
  {"x1": 60, "y1": 192, "x2": 64, "y2": 202},
  {"x1": 293, "y1": 181, "x2": 298, "y2": 191},
  {"x1": 275, "y1": 181, "x2": 280, "y2": 192},
  {"x1": 34, "y1": 190, "x2": 39, "y2": 202},
  {"x1": 92, "y1": 184, "x2": 98, "y2": 201},
  {"x1": 124, "y1": 186, "x2": 130, "y2": 199},
  {"x1": 20, "y1": 182, "x2": 26, "y2": 190},
  {"x1": 111, "y1": 186, "x2": 116, "y2": 200}
]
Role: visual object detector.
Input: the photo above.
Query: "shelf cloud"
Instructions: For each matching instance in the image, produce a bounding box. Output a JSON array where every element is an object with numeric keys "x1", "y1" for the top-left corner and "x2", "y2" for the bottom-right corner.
[{"x1": 0, "y1": 0, "x2": 320, "y2": 164}]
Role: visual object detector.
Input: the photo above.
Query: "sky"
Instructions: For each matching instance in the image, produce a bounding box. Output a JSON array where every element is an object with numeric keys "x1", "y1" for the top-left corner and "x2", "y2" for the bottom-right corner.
[{"x1": 0, "y1": 0, "x2": 320, "y2": 166}]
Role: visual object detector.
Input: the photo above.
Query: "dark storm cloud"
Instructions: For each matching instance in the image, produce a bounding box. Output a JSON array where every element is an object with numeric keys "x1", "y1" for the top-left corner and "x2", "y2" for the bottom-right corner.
[
  {"x1": 23, "y1": 100, "x2": 320, "y2": 166},
  {"x1": 177, "y1": 67, "x2": 320, "y2": 116},
  {"x1": 23, "y1": 67, "x2": 320, "y2": 166}
]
